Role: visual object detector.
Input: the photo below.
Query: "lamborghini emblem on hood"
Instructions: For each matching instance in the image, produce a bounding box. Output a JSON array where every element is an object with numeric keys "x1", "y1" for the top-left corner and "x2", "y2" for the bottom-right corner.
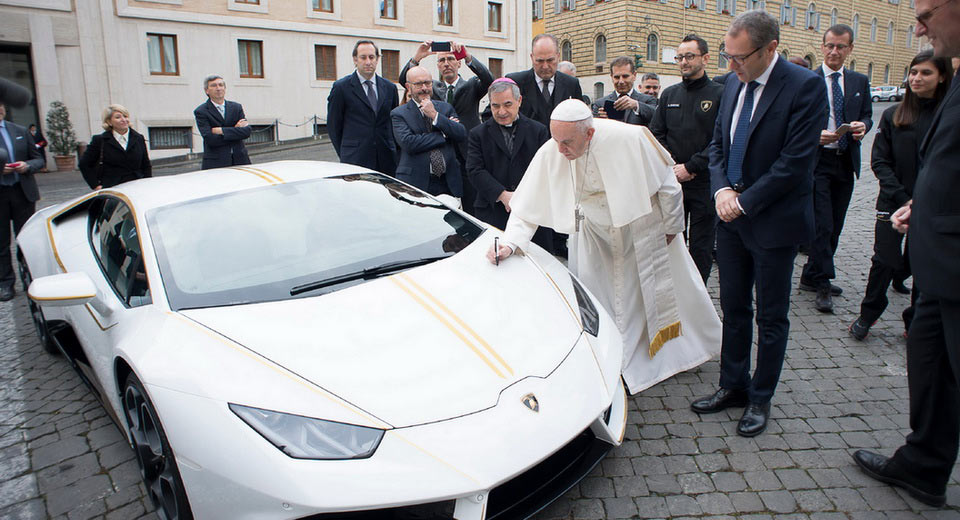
[{"x1": 522, "y1": 393, "x2": 540, "y2": 413}]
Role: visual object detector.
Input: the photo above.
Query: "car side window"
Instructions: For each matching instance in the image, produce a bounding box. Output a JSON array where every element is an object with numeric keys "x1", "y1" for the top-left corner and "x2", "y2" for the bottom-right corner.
[{"x1": 89, "y1": 198, "x2": 151, "y2": 307}]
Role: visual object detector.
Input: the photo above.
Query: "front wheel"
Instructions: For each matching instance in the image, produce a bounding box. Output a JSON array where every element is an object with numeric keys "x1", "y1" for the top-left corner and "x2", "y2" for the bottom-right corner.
[
  {"x1": 872, "y1": 96, "x2": 880, "y2": 102},
  {"x1": 16, "y1": 250, "x2": 58, "y2": 354},
  {"x1": 122, "y1": 372, "x2": 194, "y2": 520}
]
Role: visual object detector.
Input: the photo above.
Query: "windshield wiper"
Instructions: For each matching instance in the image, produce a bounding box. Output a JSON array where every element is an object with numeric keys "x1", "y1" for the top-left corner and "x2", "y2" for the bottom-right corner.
[{"x1": 290, "y1": 256, "x2": 448, "y2": 296}]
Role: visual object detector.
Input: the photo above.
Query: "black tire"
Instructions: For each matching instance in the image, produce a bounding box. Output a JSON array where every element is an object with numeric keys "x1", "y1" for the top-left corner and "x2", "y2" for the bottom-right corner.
[
  {"x1": 872, "y1": 96, "x2": 880, "y2": 102},
  {"x1": 16, "y1": 250, "x2": 58, "y2": 355},
  {"x1": 122, "y1": 372, "x2": 194, "y2": 520}
]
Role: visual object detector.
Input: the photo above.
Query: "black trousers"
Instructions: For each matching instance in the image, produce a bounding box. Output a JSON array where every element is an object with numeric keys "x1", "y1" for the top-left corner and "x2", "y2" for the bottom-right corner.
[
  {"x1": 801, "y1": 150, "x2": 856, "y2": 287},
  {"x1": 716, "y1": 222, "x2": 798, "y2": 404},
  {"x1": 682, "y1": 181, "x2": 715, "y2": 283},
  {"x1": 858, "y1": 219, "x2": 916, "y2": 328},
  {"x1": 0, "y1": 184, "x2": 36, "y2": 290},
  {"x1": 890, "y1": 293, "x2": 960, "y2": 494}
]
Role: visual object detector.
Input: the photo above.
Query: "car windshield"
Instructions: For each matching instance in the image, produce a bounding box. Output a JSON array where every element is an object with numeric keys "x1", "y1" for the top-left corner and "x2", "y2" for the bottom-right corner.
[{"x1": 147, "y1": 174, "x2": 484, "y2": 310}]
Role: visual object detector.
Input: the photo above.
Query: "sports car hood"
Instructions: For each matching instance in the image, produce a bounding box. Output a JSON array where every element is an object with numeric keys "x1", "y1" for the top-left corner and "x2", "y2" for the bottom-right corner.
[{"x1": 180, "y1": 239, "x2": 587, "y2": 428}]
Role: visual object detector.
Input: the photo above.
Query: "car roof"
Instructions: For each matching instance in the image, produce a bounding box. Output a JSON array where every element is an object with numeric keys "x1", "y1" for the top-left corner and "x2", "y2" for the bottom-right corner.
[{"x1": 105, "y1": 161, "x2": 375, "y2": 212}]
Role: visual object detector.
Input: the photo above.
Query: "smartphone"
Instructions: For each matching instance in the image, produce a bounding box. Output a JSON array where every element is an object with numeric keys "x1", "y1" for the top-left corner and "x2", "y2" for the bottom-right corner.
[
  {"x1": 604, "y1": 99, "x2": 626, "y2": 121},
  {"x1": 431, "y1": 41, "x2": 451, "y2": 52},
  {"x1": 835, "y1": 123, "x2": 853, "y2": 136}
]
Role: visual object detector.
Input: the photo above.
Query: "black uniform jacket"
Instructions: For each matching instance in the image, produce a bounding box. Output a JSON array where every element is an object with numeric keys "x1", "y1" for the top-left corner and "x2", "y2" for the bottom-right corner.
[
  {"x1": 650, "y1": 75, "x2": 724, "y2": 185},
  {"x1": 870, "y1": 100, "x2": 936, "y2": 212}
]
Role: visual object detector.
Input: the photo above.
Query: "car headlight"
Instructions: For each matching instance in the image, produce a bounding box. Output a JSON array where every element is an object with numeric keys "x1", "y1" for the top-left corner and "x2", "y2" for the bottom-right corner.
[
  {"x1": 229, "y1": 404, "x2": 385, "y2": 460},
  {"x1": 569, "y1": 275, "x2": 600, "y2": 337}
]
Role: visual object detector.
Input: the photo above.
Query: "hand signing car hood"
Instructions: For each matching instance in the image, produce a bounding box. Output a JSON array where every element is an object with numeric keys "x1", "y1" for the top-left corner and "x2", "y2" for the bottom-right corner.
[{"x1": 180, "y1": 246, "x2": 587, "y2": 428}]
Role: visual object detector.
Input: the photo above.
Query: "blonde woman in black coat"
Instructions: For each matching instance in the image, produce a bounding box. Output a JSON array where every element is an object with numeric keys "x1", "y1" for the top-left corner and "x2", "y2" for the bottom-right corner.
[{"x1": 79, "y1": 104, "x2": 152, "y2": 190}]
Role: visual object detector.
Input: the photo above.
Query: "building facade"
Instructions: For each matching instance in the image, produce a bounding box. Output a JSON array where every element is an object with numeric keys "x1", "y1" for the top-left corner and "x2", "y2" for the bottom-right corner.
[
  {"x1": 541, "y1": 0, "x2": 923, "y2": 100},
  {"x1": 0, "y1": 0, "x2": 531, "y2": 163}
]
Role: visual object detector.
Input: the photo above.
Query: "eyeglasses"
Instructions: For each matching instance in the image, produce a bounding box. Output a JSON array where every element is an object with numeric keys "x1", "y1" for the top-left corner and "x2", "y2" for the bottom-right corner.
[
  {"x1": 822, "y1": 43, "x2": 851, "y2": 51},
  {"x1": 916, "y1": 0, "x2": 955, "y2": 26},
  {"x1": 674, "y1": 53, "x2": 704, "y2": 62},
  {"x1": 410, "y1": 80, "x2": 433, "y2": 87},
  {"x1": 719, "y1": 46, "x2": 762, "y2": 65}
]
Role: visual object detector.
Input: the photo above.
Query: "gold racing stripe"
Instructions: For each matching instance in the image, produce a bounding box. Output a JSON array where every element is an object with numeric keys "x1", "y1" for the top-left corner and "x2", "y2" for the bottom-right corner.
[
  {"x1": 397, "y1": 272, "x2": 514, "y2": 377},
  {"x1": 234, "y1": 165, "x2": 284, "y2": 184},
  {"x1": 389, "y1": 276, "x2": 507, "y2": 379},
  {"x1": 231, "y1": 166, "x2": 279, "y2": 185}
]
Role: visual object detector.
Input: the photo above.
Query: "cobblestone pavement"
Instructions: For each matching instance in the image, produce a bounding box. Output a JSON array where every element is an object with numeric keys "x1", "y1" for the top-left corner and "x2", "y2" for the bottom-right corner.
[{"x1": 2, "y1": 109, "x2": 958, "y2": 519}]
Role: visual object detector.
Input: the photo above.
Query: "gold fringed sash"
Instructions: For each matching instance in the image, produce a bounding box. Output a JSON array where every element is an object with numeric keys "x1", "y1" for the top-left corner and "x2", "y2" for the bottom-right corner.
[{"x1": 649, "y1": 321, "x2": 682, "y2": 358}]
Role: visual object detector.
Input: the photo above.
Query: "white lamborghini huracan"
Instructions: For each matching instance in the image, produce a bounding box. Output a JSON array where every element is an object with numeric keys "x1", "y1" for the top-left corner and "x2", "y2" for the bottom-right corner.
[{"x1": 17, "y1": 161, "x2": 627, "y2": 520}]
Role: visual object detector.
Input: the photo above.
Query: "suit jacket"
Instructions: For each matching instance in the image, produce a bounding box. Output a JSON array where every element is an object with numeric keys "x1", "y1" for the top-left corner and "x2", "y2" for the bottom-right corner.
[
  {"x1": 815, "y1": 66, "x2": 873, "y2": 177},
  {"x1": 708, "y1": 57, "x2": 828, "y2": 248},
  {"x1": 391, "y1": 100, "x2": 467, "y2": 196},
  {"x1": 466, "y1": 113, "x2": 549, "y2": 211},
  {"x1": 0, "y1": 120, "x2": 43, "y2": 202},
  {"x1": 327, "y1": 72, "x2": 399, "y2": 175},
  {"x1": 78, "y1": 129, "x2": 152, "y2": 189},
  {"x1": 908, "y1": 78, "x2": 960, "y2": 299},
  {"x1": 399, "y1": 58, "x2": 494, "y2": 134},
  {"x1": 505, "y1": 69, "x2": 583, "y2": 132},
  {"x1": 194, "y1": 99, "x2": 252, "y2": 170},
  {"x1": 591, "y1": 89, "x2": 657, "y2": 126}
]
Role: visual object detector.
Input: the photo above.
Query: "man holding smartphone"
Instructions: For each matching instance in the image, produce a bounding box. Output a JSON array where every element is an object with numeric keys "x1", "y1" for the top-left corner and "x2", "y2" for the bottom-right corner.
[
  {"x1": 799, "y1": 24, "x2": 873, "y2": 313},
  {"x1": 590, "y1": 57, "x2": 657, "y2": 126}
]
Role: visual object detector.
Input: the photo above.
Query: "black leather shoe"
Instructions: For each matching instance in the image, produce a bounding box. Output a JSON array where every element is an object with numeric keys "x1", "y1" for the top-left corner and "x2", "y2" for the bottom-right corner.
[
  {"x1": 815, "y1": 286, "x2": 834, "y2": 313},
  {"x1": 849, "y1": 317, "x2": 871, "y2": 341},
  {"x1": 0, "y1": 286, "x2": 14, "y2": 302},
  {"x1": 852, "y1": 450, "x2": 946, "y2": 507},
  {"x1": 737, "y1": 401, "x2": 771, "y2": 437},
  {"x1": 891, "y1": 279, "x2": 911, "y2": 295},
  {"x1": 690, "y1": 388, "x2": 748, "y2": 414},
  {"x1": 799, "y1": 280, "x2": 842, "y2": 295}
]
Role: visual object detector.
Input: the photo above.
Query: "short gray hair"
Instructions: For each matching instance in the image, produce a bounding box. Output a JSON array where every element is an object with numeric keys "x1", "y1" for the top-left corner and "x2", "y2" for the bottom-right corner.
[
  {"x1": 728, "y1": 10, "x2": 780, "y2": 49},
  {"x1": 488, "y1": 81, "x2": 521, "y2": 99},
  {"x1": 640, "y1": 72, "x2": 659, "y2": 82},
  {"x1": 574, "y1": 117, "x2": 594, "y2": 134},
  {"x1": 532, "y1": 33, "x2": 560, "y2": 53},
  {"x1": 203, "y1": 74, "x2": 224, "y2": 90},
  {"x1": 558, "y1": 61, "x2": 577, "y2": 75}
]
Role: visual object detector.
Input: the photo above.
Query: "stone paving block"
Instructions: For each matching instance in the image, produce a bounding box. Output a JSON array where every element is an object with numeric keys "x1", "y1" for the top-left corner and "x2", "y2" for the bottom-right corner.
[
  {"x1": 679, "y1": 472, "x2": 715, "y2": 494},
  {"x1": 729, "y1": 452, "x2": 766, "y2": 472},
  {"x1": 794, "y1": 489, "x2": 834, "y2": 512},
  {"x1": 30, "y1": 436, "x2": 88, "y2": 470},
  {"x1": 698, "y1": 436, "x2": 728, "y2": 453},
  {"x1": 645, "y1": 474, "x2": 681, "y2": 495},
  {"x1": 44, "y1": 474, "x2": 113, "y2": 517},
  {"x1": 759, "y1": 490, "x2": 799, "y2": 513},
  {"x1": 663, "y1": 455, "x2": 698, "y2": 474},
  {"x1": 579, "y1": 477, "x2": 615, "y2": 498},
  {"x1": 570, "y1": 498, "x2": 605, "y2": 519},
  {"x1": 634, "y1": 496, "x2": 669, "y2": 518},
  {"x1": 859, "y1": 484, "x2": 911, "y2": 511},
  {"x1": 601, "y1": 456, "x2": 634, "y2": 477},
  {"x1": 36, "y1": 453, "x2": 101, "y2": 494},
  {"x1": 744, "y1": 470, "x2": 784, "y2": 491},
  {"x1": 0, "y1": 498, "x2": 46, "y2": 520},
  {"x1": 696, "y1": 492, "x2": 737, "y2": 514},
  {"x1": 777, "y1": 469, "x2": 818, "y2": 490},
  {"x1": 0, "y1": 473, "x2": 39, "y2": 510},
  {"x1": 666, "y1": 494, "x2": 702, "y2": 516},
  {"x1": 66, "y1": 499, "x2": 107, "y2": 520},
  {"x1": 631, "y1": 455, "x2": 667, "y2": 475},
  {"x1": 695, "y1": 453, "x2": 731, "y2": 472},
  {"x1": 0, "y1": 443, "x2": 30, "y2": 481},
  {"x1": 759, "y1": 450, "x2": 795, "y2": 469},
  {"x1": 713, "y1": 471, "x2": 749, "y2": 492},
  {"x1": 808, "y1": 467, "x2": 853, "y2": 488},
  {"x1": 789, "y1": 450, "x2": 828, "y2": 469},
  {"x1": 729, "y1": 491, "x2": 766, "y2": 512},
  {"x1": 602, "y1": 496, "x2": 638, "y2": 519},
  {"x1": 613, "y1": 475, "x2": 649, "y2": 497}
]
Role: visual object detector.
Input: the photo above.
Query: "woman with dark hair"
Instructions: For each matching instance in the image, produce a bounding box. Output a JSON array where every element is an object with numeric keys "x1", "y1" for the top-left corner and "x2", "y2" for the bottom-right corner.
[
  {"x1": 79, "y1": 104, "x2": 151, "y2": 190},
  {"x1": 849, "y1": 50, "x2": 953, "y2": 341}
]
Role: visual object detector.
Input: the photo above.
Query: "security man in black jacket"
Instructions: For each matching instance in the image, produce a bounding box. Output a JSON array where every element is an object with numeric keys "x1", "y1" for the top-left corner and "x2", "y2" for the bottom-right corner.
[{"x1": 650, "y1": 34, "x2": 724, "y2": 283}]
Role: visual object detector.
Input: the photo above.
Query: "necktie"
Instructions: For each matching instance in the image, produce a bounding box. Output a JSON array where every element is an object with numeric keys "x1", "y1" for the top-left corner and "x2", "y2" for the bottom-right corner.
[
  {"x1": 217, "y1": 104, "x2": 225, "y2": 119},
  {"x1": 423, "y1": 115, "x2": 446, "y2": 176},
  {"x1": 364, "y1": 80, "x2": 378, "y2": 110},
  {"x1": 0, "y1": 123, "x2": 18, "y2": 187},
  {"x1": 500, "y1": 124, "x2": 515, "y2": 155},
  {"x1": 726, "y1": 80, "x2": 760, "y2": 188},
  {"x1": 446, "y1": 85, "x2": 455, "y2": 104},
  {"x1": 541, "y1": 78, "x2": 551, "y2": 102},
  {"x1": 830, "y1": 72, "x2": 848, "y2": 151}
]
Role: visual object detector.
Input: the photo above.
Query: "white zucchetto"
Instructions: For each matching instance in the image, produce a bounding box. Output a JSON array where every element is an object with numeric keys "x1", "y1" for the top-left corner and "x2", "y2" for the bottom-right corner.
[{"x1": 551, "y1": 99, "x2": 593, "y2": 122}]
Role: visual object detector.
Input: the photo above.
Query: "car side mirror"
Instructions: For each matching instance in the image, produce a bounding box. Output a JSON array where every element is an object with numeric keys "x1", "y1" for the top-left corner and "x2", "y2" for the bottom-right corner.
[{"x1": 28, "y1": 272, "x2": 98, "y2": 308}]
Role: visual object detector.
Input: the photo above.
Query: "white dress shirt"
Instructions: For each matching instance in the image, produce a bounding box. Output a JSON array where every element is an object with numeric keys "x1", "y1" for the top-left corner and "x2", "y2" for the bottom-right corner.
[
  {"x1": 113, "y1": 130, "x2": 129, "y2": 150},
  {"x1": 821, "y1": 63, "x2": 845, "y2": 149},
  {"x1": 536, "y1": 75, "x2": 555, "y2": 97},
  {"x1": 729, "y1": 53, "x2": 780, "y2": 143}
]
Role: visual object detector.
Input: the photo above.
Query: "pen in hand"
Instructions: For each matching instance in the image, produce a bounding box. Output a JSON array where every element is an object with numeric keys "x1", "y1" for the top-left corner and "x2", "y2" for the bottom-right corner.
[{"x1": 494, "y1": 237, "x2": 499, "y2": 266}]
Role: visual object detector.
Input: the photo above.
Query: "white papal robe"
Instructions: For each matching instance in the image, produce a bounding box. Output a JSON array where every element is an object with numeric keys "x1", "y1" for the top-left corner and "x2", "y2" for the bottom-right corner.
[{"x1": 503, "y1": 119, "x2": 721, "y2": 394}]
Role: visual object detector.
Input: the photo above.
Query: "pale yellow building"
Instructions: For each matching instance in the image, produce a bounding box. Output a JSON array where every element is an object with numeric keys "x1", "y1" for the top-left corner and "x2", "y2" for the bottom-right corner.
[
  {"x1": 538, "y1": 0, "x2": 923, "y2": 99},
  {"x1": 0, "y1": 0, "x2": 531, "y2": 162}
]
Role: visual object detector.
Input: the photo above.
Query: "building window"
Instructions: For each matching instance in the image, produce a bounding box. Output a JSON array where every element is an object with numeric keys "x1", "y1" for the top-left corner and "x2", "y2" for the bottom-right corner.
[
  {"x1": 830, "y1": 7, "x2": 837, "y2": 26},
  {"x1": 488, "y1": 2, "x2": 502, "y2": 31},
  {"x1": 561, "y1": 40, "x2": 572, "y2": 61},
  {"x1": 907, "y1": 25, "x2": 914, "y2": 47},
  {"x1": 147, "y1": 33, "x2": 179, "y2": 76},
  {"x1": 646, "y1": 33, "x2": 659, "y2": 63},
  {"x1": 489, "y1": 57, "x2": 503, "y2": 78},
  {"x1": 850, "y1": 59, "x2": 856, "y2": 71},
  {"x1": 238, "y1": 40, "x2": 263, "y2": 78},
  {"x1": 438, "y1": 0, "x2": 453, "y2": 25},
  {"x1": 313, "y1": 0, "x2": 333, "y2": 10},
  {"x1": 805, "y1": 3, "x2": 818, "y2": 29},
  {"x1": 381, "y1": 49, "x2": 399, "y2": 82},
  {"x1": 870, "y1": 17, "x2": 877, "y2": 42},
  {"x1": 852, "y1": 14, "x2": 859, "y2": 40},
  {"x1": 148, "y1": 126, "x2": 191, "y2": 150},
  {"x1": 236, "y1": 0, "x2": 259, "y2": 3},
  {"x1": 381, "y1": 0, "x2": 397, "y2": 19},
  {"x1": 559, "y1": 0, "x2": 575, "y2": 11},
  {"x1": 747, "y1": 0, "x2": 765, "y2": 10},
  {"x1": 780, "y1": 0, "x2": 795, "y2": 25},
  {"x1": 595, "y1": 34, "x2": 607, "y2": 64},
  {"x1": 533, "y1": 0, "x2": 543, "y2": 19},
  {"x1": 867, "y1": 62, "x2": 873, "y2": 82},
  {"x1": 593, "y1": 82, "x2": 604, "y2": 100},
  {"x1": 887, "y1": 22, "x2": 894, "y2": 45},
  {"x1": 718, "y1": 41, "x2": 728, "y2": 68},
  {"x1": 247, "y1": 124, "x2": 275, "y2": 145},
  {"x1": 314, "y1": 45, "x2": 336, "y2": 80},
  {"x1": 884, "y1": 64, "x2": 890, "y2": 84}
]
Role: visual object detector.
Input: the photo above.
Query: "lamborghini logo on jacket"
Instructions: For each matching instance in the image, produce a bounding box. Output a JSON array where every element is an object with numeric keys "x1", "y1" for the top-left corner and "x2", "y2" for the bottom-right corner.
[
  {"x1": 522, "y1": 393, "x2": 540, "y2": 413},
  {"x1": 700, "y1": 100, "x2": 714, "y2": 112}
]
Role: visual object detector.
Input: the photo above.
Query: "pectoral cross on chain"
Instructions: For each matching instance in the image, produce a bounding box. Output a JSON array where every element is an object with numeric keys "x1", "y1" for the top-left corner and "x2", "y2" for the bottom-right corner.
[{"x1": 575, "y1": 206, "x2": 584, "y2": 232}]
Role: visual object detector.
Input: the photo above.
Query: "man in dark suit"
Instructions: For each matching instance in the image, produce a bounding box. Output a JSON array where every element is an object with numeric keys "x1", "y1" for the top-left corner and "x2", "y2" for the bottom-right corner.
[
  {"x1": 391, "y1": 66, "x2": 467, "y2": 197},
  {"x1": 506, "y1": 34, "x2": 583, "y2": 134},
  {"x1": 466, "y1": 78, "x2": 554, "y2": 252},
  {"x1": 327, "y1": 40, "x2": 399, "y2": 175},
  {"x1": 799, "y1": 24, "x2": 873, "y2": 312},
  {"x1": 852, "y1": 1, "x2": 960, "y2": 508},
  {"x1": 591, "y1": 57, "x2": 658, "y2": 126},
  {"x1": 193, "y1": 75, "x2": 252, "y2": 170},
  {"x1": 0, "y1": 102, "x2": 44, "y2": 301},
  {"x1": 691, "y1": 11, "x2": 827, "y2": 437},
  {"x1": 399, "y1": 41, "x2": 493, "y2": 215}
]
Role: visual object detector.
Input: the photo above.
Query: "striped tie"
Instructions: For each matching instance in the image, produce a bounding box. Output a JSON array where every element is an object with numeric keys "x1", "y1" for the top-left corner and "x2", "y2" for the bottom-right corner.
[
  {"x1": 831, "y1": 72, "x2": 848, "y2": 151},
  {"x1": 726, "y1": 81, "x2": 759, "y2": 188}
]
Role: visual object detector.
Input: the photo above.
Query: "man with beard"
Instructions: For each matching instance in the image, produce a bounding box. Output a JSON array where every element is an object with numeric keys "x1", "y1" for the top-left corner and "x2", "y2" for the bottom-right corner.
[
  {"x1": 591, "y1": 57, "x2": 658, "y2": 126},
  {"x1": 650, "y1": 34, "x2": 725, "y2": 283}
]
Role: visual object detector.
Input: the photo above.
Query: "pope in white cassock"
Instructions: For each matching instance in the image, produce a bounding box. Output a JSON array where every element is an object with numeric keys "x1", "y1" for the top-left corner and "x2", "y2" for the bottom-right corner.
[{"x1": 486, "y1": 99, "x2": 721, "y2": 394}]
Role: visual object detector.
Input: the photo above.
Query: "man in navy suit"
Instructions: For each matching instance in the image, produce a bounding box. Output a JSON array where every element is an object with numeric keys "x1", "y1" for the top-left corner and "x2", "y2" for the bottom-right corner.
[
  {"x1": 506, "y1": 34, "x2": 583, "y2": 135},
  {"x1": 391, "y1": 66, "x2": 467, "y2": 197},
  {"x1": 0, "y1": 102, "x2": 44, "y2": 301},
  {"x1": 193, "y1": 75, "x2": 252, "y2": 170},
  {"x1": 691, "y1": 11, "x2": 827, "y2": 437},
  {"x1": 799, "y1": 24, "x2": 873, "y2": 312},
  {"x1": 327, "y1": 40, "x2": 399, "y2": 176}
]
